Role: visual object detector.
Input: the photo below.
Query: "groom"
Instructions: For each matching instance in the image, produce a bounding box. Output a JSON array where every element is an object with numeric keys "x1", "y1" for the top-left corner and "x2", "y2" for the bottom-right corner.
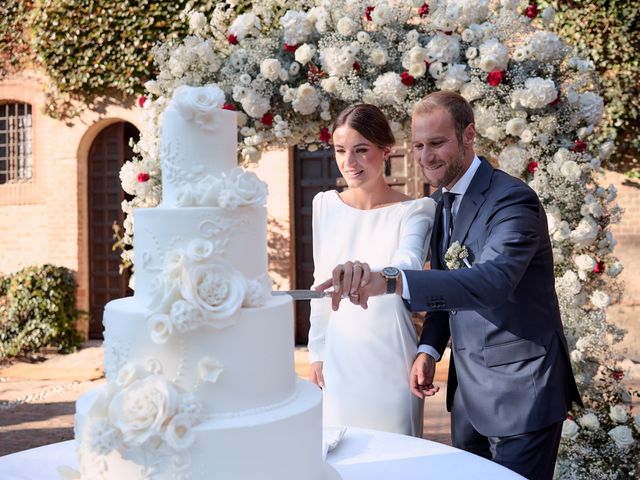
[{"x1": 318, "y1": 91, "x2": 582, "y2": 479}]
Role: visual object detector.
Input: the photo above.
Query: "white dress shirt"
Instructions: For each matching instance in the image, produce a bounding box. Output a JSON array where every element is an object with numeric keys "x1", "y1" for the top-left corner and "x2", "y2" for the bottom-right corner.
[{"x1": 403, "y1": 155, "x2": 482, "y2": 361}]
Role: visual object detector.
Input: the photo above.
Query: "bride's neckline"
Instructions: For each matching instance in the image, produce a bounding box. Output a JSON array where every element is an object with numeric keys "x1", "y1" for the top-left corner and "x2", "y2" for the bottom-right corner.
[{"x1": 332, "y1": 190, "x2": 412, "y2": 212}]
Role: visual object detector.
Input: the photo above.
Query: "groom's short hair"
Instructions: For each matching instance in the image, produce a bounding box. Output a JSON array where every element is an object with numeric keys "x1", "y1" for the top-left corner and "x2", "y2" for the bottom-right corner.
[{"x1": 413, "y1": 91, "x2": 475, "y2": 143}]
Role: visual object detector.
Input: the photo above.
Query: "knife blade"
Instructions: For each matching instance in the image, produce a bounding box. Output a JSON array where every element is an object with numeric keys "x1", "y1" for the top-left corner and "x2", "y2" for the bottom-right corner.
[{"x1": 272, "y1": 289, "x2": 333, "y2": 300}]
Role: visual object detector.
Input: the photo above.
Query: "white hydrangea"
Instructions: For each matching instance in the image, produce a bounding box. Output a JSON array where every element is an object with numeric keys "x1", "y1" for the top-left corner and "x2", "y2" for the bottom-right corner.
[
  {"x1": 506, "y1": 118, "x2": 527, "y2": 137},
  {"x1": 188, "y1": 11, "x2": 207, "y2": 32},
  {"x1": 372, "y1": 72, "x2": 407, "y2": 105},
  {"x1": 371, "y1": 4, "x2": 394, "y2": 25},
  {"x1": 498, "y1": 144, "x2": 529, "y2": 176},
  {"x1": 320, "y1": 46, "x2": 356, "y2": 77},
  {"x1": 556, "y1": 270, "x2": 581, "y2": 297},
  {"x1": 512, "y1": 78, "x2": 557, "y2": 109},
  {"x1": 292, "y1": 83, "x2": 320, "y2": 115},
  {"x1": 436, "y1": 64, "x2": 469, "y2": 91},
  {"x1": 560, "y1": 160, "x2": 582, "y2": 182},
  {"x1": 239, "y1": 90, "x2": 270, "y2": 118},
  {"x1": 571, "y1": 217, "x2": 599, "y2": 247},
  {"x1": 228, "y1": 12, "x2": 261, "y2": 40},
  {"x1": 280, "y1": 10, "x2": 312, "y2": 46},
  {"x1": 579, "y1": 92, "x2": 605, "y2": 126},
  {"x1": 528, "y1": 31, "x2": 562, "y2": 62},
  {"x1": 425, "y1": 32, "x2": 461, "y2": 64},
  {"x1": 478, "y1": 38, "x2": 509, "y2": 72}
]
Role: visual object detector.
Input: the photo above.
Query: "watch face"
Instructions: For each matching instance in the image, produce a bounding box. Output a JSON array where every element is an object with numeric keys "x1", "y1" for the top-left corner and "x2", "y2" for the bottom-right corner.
[{"x1": 382, "y1": 266, "x2": 400, "y2": 277}]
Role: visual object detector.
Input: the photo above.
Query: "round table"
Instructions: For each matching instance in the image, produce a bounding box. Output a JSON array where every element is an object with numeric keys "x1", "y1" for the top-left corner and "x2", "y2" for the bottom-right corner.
[{"x1": 0, "y1": 428, "x2": 524, "y2": 479}]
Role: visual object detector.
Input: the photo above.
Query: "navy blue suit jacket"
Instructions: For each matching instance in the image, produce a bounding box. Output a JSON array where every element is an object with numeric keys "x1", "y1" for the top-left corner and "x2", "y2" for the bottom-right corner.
[{"x1": 407, "y1": 158, "x2": 582, "y2": 437}]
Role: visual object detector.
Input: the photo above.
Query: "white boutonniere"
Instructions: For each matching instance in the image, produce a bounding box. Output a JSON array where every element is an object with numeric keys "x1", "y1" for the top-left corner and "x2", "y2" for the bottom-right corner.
[{"x1": 444, "y1": 241, "x2": 471, "y2": 270}]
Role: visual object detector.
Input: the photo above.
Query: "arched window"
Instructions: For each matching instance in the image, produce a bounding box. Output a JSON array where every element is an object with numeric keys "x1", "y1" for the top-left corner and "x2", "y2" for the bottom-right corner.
[{"x1": 0, "y1": 102, "x2": 33, "y2": 184}]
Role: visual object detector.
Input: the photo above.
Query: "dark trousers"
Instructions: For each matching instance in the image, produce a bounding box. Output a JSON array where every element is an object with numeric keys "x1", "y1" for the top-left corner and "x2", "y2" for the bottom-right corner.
[{"x1": 451, "y1": 388, "x2": 562, "y2": 480}]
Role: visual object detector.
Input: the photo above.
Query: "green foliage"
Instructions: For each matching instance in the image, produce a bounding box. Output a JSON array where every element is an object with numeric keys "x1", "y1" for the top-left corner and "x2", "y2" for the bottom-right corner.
[
  {"x1": 545, "y1": 0, "x2": 640, "y2": 170},
  {"x1": 0, "y1": 0, "x2": 34, "y2": 79},
  {"x1": 0, "y1": 264, "x2": 83, "y2": 358},
  {"x1": 30, "y1": 0, "x2": 207, "y2": 113}
]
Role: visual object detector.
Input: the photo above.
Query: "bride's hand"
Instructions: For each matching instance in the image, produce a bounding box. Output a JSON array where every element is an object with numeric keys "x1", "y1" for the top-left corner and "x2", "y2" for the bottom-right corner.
[
  {"x1": 315, "y1": 261, "x2": 371, "y2": 310},
  {"x1": 309, "y1": 361, "x2": 325, "y2": 389}
]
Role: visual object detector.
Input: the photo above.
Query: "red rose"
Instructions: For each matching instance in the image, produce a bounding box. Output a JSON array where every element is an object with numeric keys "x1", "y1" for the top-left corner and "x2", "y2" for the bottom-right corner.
[
  {"x1": 137, "y1": 95, "x2": 146, "y2": 108},
  {"x1": 527, "y1": 161, "x2": 539, "y2": 174},
  {"x1": 400, "y1": 71, "x2": 415, "y2": 87},
  {"x1": 137, "y1": 172, "x2": 150, "y2": 183},
  {"x1": 612, "y1": 370, "x2": 624, "y2": 381},
  {"x1": 228, "y1": 34, "x2": 239, "y2": 45},
  {"x1": 353, "y1": 62, "x2": 361, "y2": 72},
  {"x1": 319, "y1": 127, "x2": 331, "y2": 143},
  {"x1": 284, "y1": 43, "x2": 299, "y2": 53},
  {"x1": 365, "y1": 6, "x2": 374, "y2": 21},
  {"x1": 261, "y1": 113, "x2": 274, "y2": 126},
  {"x1": 418, "y1": 3, "x2": 429, "y2": 17},
  {"x1": 222, "y1": 103, "x2": 236, "y2": 111},
  {"x1": 593, "y1": 261, "x2": 605, "y2": 274},
  {"x1": 566, "y1": 414, "x2": 573, "y2": 420},
  {"x1": 525, "y1": 2, "x2": 539, "y2": 19},
  {"x1": 487, "y1": 70, "x2": 506, "y2": 86},
  {"x1": 570, "y1": 139, "x2": 587, "y2": 153}
]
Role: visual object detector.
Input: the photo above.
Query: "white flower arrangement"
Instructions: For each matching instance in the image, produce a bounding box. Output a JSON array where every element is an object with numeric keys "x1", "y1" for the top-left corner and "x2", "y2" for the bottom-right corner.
[
  {"x1": 444, "y1": 241, "x2": 470, "y2": 270},
  {"x1": 117, "y1": 2, "x2": 635, "y2": 476}
]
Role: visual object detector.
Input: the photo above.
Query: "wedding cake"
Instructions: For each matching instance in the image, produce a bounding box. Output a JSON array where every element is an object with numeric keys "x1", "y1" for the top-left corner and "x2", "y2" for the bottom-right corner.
[{"x1": 72, "y1": 85, "x2": 340, "y2": 480}]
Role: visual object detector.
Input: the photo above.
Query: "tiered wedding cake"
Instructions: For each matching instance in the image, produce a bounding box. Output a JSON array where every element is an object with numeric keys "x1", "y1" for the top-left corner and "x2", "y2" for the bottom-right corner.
[{"x1": 72, "y1": 85, "x2": 340, "y2": 480}]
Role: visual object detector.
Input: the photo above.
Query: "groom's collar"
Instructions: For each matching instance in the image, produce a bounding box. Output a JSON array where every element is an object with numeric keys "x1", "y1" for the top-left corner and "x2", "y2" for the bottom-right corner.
[{"x1": 442, "y1": 155, "x2": 482, "y2": 197}]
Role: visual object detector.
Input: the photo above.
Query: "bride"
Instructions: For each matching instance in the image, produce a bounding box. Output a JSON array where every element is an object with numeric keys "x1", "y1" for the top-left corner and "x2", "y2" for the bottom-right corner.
[{"x1": 307, "y1": 104, "x2": 435, "y2": 436}]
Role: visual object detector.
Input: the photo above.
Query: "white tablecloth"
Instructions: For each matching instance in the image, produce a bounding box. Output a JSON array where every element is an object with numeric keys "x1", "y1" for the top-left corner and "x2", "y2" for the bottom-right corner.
[{"x1": 0, "y1": 428, "x2": 524, "y2": 479}]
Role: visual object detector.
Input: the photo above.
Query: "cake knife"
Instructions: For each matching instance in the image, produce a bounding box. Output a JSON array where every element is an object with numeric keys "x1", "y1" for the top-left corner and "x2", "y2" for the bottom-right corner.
[{"x1": 272, "y1": 289, "x2": 333, "y2": 300}]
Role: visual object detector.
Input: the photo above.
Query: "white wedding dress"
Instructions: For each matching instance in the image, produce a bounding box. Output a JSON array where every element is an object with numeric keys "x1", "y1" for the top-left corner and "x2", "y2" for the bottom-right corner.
[{"x1": 308, "y1": 190, "x2": 436, "y2": 436}]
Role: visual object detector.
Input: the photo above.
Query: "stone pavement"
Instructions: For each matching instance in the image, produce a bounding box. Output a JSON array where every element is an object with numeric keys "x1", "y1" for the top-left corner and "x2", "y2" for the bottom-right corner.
[{"x1": 0, "y1": 342, "x2": 452, "y2": 457}]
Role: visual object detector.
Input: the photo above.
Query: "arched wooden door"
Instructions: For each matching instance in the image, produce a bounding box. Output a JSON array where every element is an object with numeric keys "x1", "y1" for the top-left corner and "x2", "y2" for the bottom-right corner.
[
  {"x1": 292, "y1": 144, "x2": 429, "y2": 344},
  {"x1": 88, "y1": 122, "x2": 138, "y2": 338}
]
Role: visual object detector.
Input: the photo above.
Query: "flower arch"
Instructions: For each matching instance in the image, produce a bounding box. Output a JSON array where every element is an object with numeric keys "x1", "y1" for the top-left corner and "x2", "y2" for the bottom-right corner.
[{"x1": 120, "y1": 1, "x2": 637, "y2": 476}]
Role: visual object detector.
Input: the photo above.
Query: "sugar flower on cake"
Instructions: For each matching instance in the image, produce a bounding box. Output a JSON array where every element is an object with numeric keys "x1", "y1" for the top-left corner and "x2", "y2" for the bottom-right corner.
[
  {"x1": 198, "y1": 356, "x2": 225, "y2": 384},
  {"x1": 80, "y1": 362, "x2": 205, "y2": 457},
  {"x1": 243, "y1": 273, "x2": 273, "y2": 308},
  {"x1": 172, "y1": 84, "x2": 226, "y2": 131},
  {"x1": 218, "y1": 167, "x2": 268, "y2": 208}
]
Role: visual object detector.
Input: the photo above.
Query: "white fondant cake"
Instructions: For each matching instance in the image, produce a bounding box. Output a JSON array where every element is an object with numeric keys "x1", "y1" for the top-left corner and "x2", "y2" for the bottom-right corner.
[{"x1": 72, "y1": 85, "x2": 340, "y2": 480}]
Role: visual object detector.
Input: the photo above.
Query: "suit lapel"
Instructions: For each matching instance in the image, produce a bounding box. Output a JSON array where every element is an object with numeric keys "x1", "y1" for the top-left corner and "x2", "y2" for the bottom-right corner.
[{"x1": 450, "y1": 158, "x2": 493, "y2": 247}]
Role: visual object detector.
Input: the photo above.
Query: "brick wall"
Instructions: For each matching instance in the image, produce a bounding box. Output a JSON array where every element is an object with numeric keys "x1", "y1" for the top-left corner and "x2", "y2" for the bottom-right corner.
[{"x1": 0, "y1": 70, "x2": 142, "y2": 336}]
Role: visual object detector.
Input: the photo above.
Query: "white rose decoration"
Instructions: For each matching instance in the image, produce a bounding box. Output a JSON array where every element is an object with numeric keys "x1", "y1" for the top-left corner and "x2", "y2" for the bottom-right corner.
[
  {"x1": 239, "y1": 90, "x2": 270, "y2": 119},
  {"x1": 369, "y1": 48, "x2": 388, "y2": 66},
  {"x1": 498, "y1": 144, "x2": 529, "y2": 176},
  {"x1": 165, "y1": 413, "x2": 196, "y2": 450},
  {"x1": 608, "y1": 426, "x2": 634, "y2": 449},
  {"x1": 528, "y1": 31, "x2": 561, "y2": 62},
  {"x1": 180, "y1": 259, "x2": 246, "y2": 326},
  {"x1": 295, "y1": 44, "x2": 316, "y2": 65},
  {"x1": 609, "y1": 405, "x2": 629, "y2": 424},
  {"x1": 148, "y1": 313, "x2": 173, "y2": 344},
  {"x1": 561, "y1": 418, "x2": 579, "y2": 440},
  {"x1": 260, "y1": 58, "x2": 282, "y2": 82},
  {"x1": 590, "y1": 290, "x2": 610, "y2": 309},
  {"x1": 506, "y1": 118, "x2": 527, "y2": 137},
  {"x1": 172, "y1": 85, "x2": 226, "y2": 131},
  {"x1": 109, "y1": 374, "x2": 179, "y2": 447},
  {"x1": 574, "y1": 254, "x2": 596, "y2": 272},
  {"x1": 219, "y1": 167, "x2": 268, "y2": 208},
  {"x1": 577, "y1": 412, "x2": 600, "y2": 430},
  {"x1": 512, "y1": 78, "x2": 557, "y2": 109},
  {"x1": 336, "y1": 17, "x2": 356, "y2": 36},
  {"x1": 570, "y1": 217, "x2": 598, "y2": 247}
]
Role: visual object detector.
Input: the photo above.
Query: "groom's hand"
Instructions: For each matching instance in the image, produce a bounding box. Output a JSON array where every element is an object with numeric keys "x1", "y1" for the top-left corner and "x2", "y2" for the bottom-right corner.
[{"x1": 410, "y1": 353, "x2": 440, "y2": 399}]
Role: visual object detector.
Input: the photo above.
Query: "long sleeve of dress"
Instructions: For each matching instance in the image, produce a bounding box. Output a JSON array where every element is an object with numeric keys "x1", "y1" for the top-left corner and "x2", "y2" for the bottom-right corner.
[
  {"x1": 308, "y1": 192, "x2": 331, "y2": 363},
  {"x1": 389, "y1": 197, "x2": 436, "y2": 270}
]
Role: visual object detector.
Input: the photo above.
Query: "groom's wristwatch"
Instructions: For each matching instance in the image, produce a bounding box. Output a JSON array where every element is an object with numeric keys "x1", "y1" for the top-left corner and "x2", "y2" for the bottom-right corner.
[{"x1": 381, "y1": 266, "x2": 401, "y2": 294}]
